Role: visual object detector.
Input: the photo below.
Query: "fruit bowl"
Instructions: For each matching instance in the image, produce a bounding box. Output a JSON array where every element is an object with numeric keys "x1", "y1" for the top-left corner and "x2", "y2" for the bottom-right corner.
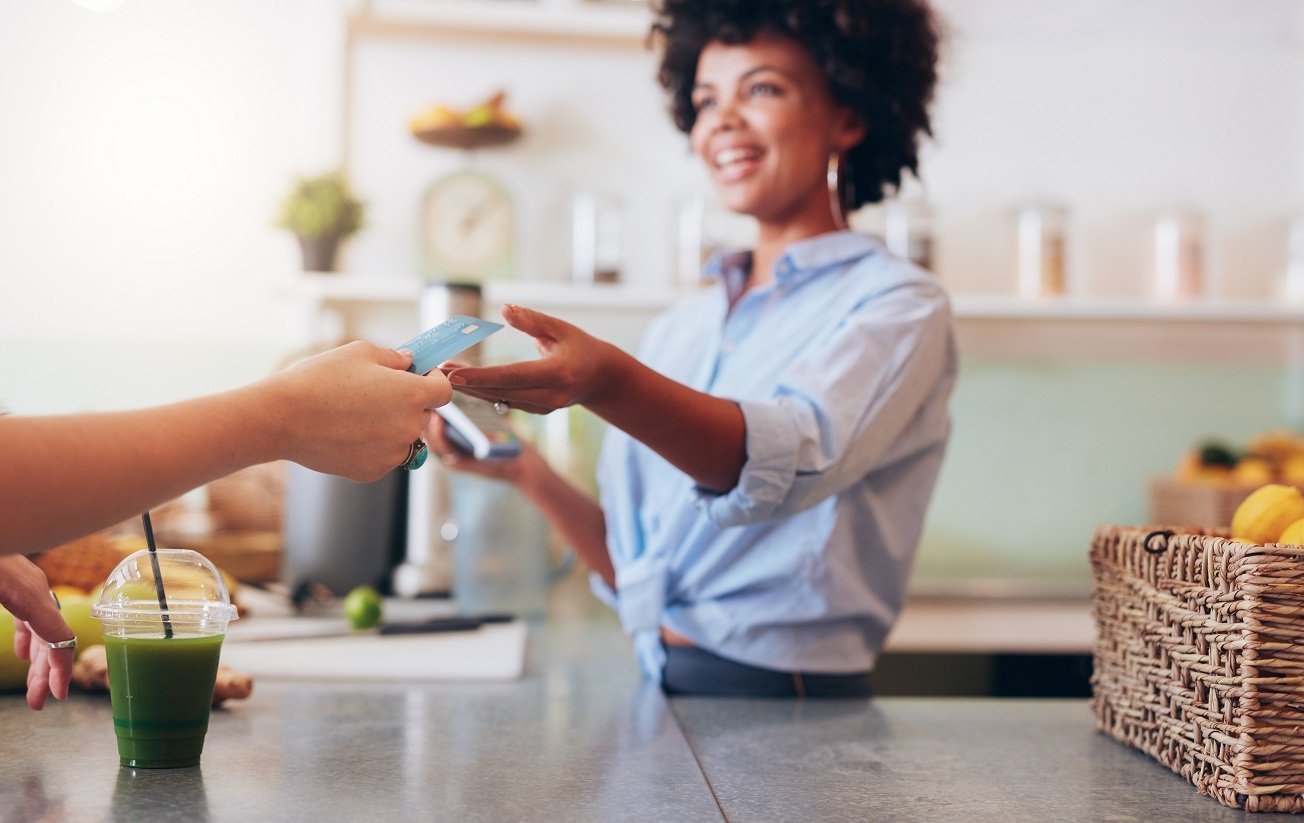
[
  {"x1": 411, "y1": 124, "x2": 523, "y2": 151},
  {"x1": 409, "y1": 90, "x2": 523, "y2": 151}
]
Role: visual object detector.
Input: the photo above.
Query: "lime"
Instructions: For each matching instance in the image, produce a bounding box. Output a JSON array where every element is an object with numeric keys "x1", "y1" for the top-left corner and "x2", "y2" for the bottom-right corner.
[{"x1": 342, "y1": 586, "x2": 383, "y2": 630}]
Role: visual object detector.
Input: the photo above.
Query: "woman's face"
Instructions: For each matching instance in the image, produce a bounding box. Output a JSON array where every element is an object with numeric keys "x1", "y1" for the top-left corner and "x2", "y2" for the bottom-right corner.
[{"x1": 689, "y1": 32, "x2": 864, "y2": 228}]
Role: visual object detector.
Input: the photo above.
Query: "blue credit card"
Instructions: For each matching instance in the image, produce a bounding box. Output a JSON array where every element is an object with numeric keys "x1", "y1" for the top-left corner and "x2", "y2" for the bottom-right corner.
[{"x1": 399, "y1": 315, "x2": 503, "y2": 376}]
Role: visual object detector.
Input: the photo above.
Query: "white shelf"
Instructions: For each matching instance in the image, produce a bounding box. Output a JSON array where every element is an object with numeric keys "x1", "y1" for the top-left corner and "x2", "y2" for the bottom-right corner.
[
  {"x1": 352, "y1": 0, "x2": 652, "y2": 46},
  {"x1": 290, "y1": 274, "x2": 1304, "y2": 325},
  {"x1": 288, "y1": 272, "x2": 690, "y2": 312},
  {"x1": 952, "y1": 294, "x2": 1304, "y2": 324},
  {"x1": 291, "y1": 271, "x2": 423, "y2": 303},
  {"x1": 485, "y1": 280, "x2": 689, "y2": 311}
]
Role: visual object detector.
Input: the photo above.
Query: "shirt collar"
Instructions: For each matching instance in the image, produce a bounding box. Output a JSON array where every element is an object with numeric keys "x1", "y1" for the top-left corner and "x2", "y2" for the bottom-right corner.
[
  {"x1": 703, "y1": 247, "x2": 750, "y2": 278},
  {"x1": 703, "y1": 230, "x2": 881, "y2": 291},
  {"x1": 775, "y1": 230, "x2": 881, "y2": 281}
]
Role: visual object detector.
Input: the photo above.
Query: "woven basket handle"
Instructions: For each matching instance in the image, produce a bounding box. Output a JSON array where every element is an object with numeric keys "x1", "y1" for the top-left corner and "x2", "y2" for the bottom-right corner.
[{"x1": 1143, "y1": 529, "x2": 1175, "y2": 555}]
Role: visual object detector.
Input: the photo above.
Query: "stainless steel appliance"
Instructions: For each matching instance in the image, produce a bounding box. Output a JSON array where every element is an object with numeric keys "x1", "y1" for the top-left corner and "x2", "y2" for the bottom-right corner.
[{"x1": 281, "y1": 465, "x2": 406, "y2": 599}]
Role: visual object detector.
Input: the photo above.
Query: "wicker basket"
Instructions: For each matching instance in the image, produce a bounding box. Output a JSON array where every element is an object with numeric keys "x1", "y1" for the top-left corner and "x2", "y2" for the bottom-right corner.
[
  {"x1": 1147, "y1": 478, "x2": 1257, "y2": 529},
  {"x1": 1091, "y1": 524, "x2": 1304, "y2": 812}
]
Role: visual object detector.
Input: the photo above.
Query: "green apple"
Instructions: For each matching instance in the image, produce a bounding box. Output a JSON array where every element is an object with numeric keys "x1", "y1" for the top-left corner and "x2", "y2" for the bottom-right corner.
[
  {"x1": 0, "y1": 611, "x2": 26, "y2": 690},
  {"x1": 0, "y1": 595, "x2": 104, "y2": 692}
]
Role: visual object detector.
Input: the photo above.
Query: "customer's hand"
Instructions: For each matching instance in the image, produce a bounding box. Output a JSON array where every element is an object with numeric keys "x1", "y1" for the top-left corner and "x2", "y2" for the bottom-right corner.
[
  {"x1": 0, "y1": 556, "x2": 75, "y2": 710},
  {"x1": 263, "y1": 341, "x2": 454, "y2": 482},
  {"x1": 443, "y1": 305, "x2": 624, "y2": 415}
]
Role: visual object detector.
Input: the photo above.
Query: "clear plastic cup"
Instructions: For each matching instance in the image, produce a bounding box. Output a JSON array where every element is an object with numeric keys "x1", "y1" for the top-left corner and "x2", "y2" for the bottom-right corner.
[{"x1": 91, "y1": 549, "x2": 238, "y2": 769}]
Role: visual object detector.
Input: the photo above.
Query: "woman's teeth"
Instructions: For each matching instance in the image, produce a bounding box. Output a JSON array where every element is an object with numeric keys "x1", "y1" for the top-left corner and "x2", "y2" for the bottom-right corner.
[{"x1": 715, "y1": 148, "x2": 760, "y2": 169}]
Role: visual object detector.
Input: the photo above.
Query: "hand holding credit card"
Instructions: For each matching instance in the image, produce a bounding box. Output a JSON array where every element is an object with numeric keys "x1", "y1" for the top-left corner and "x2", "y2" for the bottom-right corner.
[{"x1": 399, "y1": 315, "x2": 502, "y2": 376}]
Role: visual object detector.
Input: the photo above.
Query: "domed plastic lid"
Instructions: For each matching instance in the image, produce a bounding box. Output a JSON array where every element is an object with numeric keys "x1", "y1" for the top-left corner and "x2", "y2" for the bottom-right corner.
[{"x1": 91, "y1": 549, "x2": 238, "y2": 631}]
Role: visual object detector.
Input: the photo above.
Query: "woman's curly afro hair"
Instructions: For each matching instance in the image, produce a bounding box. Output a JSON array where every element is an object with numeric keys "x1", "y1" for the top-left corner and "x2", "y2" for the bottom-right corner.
[{"x1": 651, "y1": 0, "x2": 941, "y2": 210}]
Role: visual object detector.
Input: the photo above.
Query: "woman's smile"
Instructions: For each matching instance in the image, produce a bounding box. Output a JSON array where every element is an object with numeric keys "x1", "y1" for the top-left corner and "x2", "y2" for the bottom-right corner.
[
  {"x1": 710, "y1": 143, "x2": 765, "y2": 184},
  {"x1": 688, "y1": 32, "x2": 861, "y2": 233}
]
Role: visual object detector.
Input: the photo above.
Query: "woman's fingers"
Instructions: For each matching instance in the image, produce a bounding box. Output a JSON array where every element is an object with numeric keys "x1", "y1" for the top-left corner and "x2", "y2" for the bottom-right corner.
[
  {"x1": 447, "y1": 361, "x2": 557, "y2": 392},
  {"x1": 501, "y1": 304, "x2": 563, "y2": 342},
  {"x1": 447, "y1": 385, "x2": 559, "y2": 415}
]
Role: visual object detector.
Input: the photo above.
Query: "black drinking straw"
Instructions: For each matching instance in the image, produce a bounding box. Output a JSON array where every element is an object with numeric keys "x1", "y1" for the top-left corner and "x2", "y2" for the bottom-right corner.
[{"x1": 141, "y1": 512, "x2": 174, "y2": 639}]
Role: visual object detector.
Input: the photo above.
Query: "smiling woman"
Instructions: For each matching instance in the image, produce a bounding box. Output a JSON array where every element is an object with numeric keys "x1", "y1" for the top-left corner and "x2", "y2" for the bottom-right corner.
[
  {"x1": 686, "y1": 32, "x2": 866, "y2": 231},
  {"x1": 656, "y1": 0, "x2": 940, "y2": 223},
  {"x1": 431, "y1": 0, "x2": 956, "y2": 698}
]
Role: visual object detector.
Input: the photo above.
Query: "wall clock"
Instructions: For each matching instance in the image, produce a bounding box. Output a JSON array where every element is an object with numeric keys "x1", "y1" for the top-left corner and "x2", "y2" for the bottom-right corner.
[{"x1": 420, "y1": 169, "x2": 515, "y2": 282}]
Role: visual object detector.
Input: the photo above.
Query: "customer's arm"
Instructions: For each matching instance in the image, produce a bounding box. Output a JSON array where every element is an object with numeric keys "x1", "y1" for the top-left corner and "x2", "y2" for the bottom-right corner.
[{"x1": 1, "y1": 341, "x2": 452, "y2": 554}]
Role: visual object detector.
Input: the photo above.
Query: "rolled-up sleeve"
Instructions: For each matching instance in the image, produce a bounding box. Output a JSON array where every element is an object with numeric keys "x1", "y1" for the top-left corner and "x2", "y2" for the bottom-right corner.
[
  {"x1": 698, "y1": 398, "x2": 800, "y2": 526},
  {"x1": 699, "y1": 283, "x2": 954, "y2": 527}
]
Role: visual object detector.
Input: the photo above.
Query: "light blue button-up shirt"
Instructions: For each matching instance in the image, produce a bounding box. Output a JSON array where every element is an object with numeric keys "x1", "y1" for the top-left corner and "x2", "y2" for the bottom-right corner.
[{"x1": 592, "y1": 230, "x2": 957, "y2": 680}]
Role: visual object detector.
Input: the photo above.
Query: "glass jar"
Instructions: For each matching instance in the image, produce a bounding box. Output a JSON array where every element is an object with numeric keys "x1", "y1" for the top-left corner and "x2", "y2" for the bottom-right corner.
[
  {"x1": 675, "y1": 196, "x2": 707, "y2": 288},
  {"x1": 674, "y1": 195, "x2": 757, "y2": 288},
  {"x1": 1151, "y1": 211, "x2": 1205, "y2": 301},
  {"x1": 571, "y1": 192, "x2": 623, "y2": 285},
  {"x1": 883, "y1": 199, "x2": 935, "y2": 271},
  {"x1": 1280, "y1": 215, "x2": 1304, "y2": 303},
  {"x1": 1014, "y1": 203, "x2": 1068, "y2": 299}
]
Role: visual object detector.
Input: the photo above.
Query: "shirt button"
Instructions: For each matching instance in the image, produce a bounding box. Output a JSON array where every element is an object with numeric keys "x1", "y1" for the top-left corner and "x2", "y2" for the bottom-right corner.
[{"x1": 722, "y1": 342, "x2": 735, "y2": 354}]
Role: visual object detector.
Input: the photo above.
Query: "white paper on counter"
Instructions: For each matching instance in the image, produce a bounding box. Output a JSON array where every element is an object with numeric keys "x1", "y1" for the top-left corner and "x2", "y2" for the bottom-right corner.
[{"x1": 219, "y1": 621, "x2": 527, "y2": 682}]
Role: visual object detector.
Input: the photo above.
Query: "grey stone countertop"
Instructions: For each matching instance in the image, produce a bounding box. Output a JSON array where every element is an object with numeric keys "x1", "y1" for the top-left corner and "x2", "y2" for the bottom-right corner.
[{"x1": 0, "y1": 616, "x2": 1296, "y2": 822}]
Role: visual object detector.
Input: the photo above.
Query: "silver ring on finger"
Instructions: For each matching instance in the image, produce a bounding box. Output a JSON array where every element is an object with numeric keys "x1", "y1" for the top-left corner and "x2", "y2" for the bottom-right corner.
[
  {"x1": 47, "y1": 638, "x2": 78, "y2": 651},
  {"x1": 400, "y1": 438, "x2": 429, "y2": 471}
]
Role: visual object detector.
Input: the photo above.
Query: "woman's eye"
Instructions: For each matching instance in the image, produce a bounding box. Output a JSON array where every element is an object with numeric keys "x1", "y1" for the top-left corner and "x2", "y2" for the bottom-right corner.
[
  {"x1": 693, "y1": 96, "x2": 716, "y2": 112},
  {"x1": 747, "y1": 82, "x2": 781, "y2": 98}
]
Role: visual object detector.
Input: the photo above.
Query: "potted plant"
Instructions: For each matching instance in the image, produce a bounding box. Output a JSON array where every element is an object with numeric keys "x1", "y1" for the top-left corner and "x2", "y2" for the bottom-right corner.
[{"x1": 275, "y1": 172, "x2": 365, "y2": 272}]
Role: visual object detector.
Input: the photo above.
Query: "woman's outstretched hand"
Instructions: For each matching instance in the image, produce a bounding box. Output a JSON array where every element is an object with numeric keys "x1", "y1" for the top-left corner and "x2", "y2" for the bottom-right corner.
[
  {"x1": 443, "y1": 305, "x2": 626, "y2": 415},
  {"x1": 446, "y1": 303, "x2": 744, "y2": 493}
]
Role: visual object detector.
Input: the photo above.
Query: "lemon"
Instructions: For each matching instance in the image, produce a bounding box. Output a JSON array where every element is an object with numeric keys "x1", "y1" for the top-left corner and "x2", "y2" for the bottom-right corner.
[
  {"x1": 1282, "y1": 455, "x2": 1304, "y2": 487},
  {"x1": 1233, "y1": 457, "x2": 1275, "y2": 488},
  {"x1": 1232, "y1": 484, "x2": 1304, "y2": 544},
  {"x1": 342, "y1": 586, "x2": 383, "y2": 630},
  {"x1": 1280, "y1": 518, "x2": 1304, "y2": 546}
]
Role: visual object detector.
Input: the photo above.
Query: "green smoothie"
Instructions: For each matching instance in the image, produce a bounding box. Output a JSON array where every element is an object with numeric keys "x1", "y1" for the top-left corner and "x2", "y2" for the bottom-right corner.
[{"x1": 104, "y1": 633, "x2": 224, "y2": 769}]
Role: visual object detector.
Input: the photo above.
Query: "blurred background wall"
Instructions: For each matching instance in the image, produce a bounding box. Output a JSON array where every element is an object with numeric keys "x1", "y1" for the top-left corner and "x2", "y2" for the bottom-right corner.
[{"x1": 2, "y1": 0, "x2": 1302, "y2": 590}]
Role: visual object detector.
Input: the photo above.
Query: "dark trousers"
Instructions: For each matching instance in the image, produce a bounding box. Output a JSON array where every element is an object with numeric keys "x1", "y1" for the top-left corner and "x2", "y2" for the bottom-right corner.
[{"x1": 661, "y1": 643, "x2": 873, "y2": 698}]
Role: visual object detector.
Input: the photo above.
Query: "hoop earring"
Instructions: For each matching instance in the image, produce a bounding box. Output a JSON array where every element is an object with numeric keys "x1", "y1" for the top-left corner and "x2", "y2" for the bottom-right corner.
[{"x1": 827, "y1": 154, "x2": 847, "y2": 229}]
